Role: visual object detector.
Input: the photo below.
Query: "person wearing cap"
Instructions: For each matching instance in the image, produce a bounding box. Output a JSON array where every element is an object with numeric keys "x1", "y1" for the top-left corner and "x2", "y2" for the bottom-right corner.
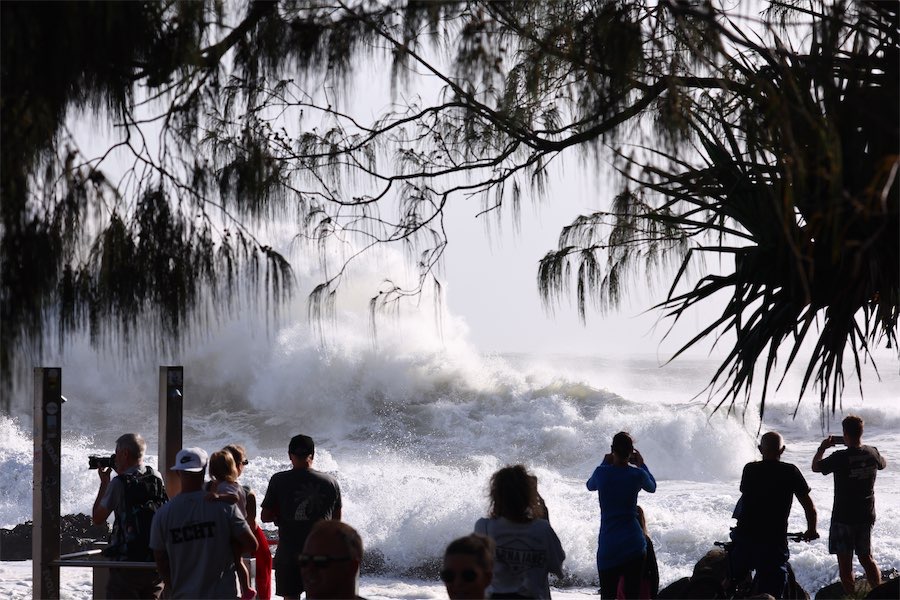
[
  {"x1": 586, "y1": 431, "x2": 657, "y2": 599},
  {"x1": 149, "y1": 447, "x2": 258, "y2": 599},
  {"x1": 261, "y1": 434, "x2": 343, "y2": 600}
]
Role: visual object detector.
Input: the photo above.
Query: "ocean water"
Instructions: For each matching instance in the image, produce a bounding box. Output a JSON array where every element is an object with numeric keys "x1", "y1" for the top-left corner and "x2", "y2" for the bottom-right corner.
[{"x1": 1, "y1": 317, "x2": 898, "y2": 597}]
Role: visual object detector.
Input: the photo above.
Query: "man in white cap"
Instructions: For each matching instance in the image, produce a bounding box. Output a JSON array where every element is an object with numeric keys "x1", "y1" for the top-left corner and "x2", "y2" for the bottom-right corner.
[{"x1": 149, "y1": 447, "x2": 257, "y2": 599}]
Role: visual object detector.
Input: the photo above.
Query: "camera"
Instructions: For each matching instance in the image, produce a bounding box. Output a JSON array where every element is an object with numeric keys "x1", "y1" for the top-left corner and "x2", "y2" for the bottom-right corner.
[
  {"x1": 832, "y1": 436, "x2": 844, "y2": 445},
  {"x1": 88, "y1": 454, "x2": 116, "y2": 470}
]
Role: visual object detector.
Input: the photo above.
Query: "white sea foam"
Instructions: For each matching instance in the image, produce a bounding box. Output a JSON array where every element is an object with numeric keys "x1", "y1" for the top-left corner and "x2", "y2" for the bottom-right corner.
[{"x1": 2, "y1": 301, "x2": 898, "y2": 596}]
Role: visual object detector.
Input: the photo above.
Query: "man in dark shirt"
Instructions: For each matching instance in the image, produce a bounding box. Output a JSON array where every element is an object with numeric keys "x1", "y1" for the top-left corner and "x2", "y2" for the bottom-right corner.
[
  {"x1": 812, "y1": 415, "x2": 887, "y2": 595},
  {"x1": 261, "y1": 434, "x2": 342, "y2": 600},
  {"x1": 731, "y1": 432, "x2": 818, "y2": 599}
]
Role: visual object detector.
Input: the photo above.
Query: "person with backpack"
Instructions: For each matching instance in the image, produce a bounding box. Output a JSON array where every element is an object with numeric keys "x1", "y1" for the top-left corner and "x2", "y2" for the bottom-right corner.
[{"x1": 92, "y1": 432, "x2": 168, "y2": 599}]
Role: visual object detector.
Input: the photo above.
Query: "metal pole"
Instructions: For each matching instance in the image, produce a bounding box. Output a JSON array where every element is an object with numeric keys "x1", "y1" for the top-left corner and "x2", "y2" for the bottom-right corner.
[
  {"x1": 33, "y1": 367, "x2": 63, "y2": 600},
  {"x1": 158, "y1": 366, "x2": 183, "y2": 497}
]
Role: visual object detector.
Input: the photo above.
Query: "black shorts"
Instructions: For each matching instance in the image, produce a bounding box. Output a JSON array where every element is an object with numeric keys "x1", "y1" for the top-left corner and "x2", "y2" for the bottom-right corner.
[
  {"x1": 828, "y1": 521, "x2": 872, "y2": 557},
  {"x1": 275, "y1": 560, "x2": 304, "y2": 598},
  {"x1": 106, "y1": 568, "x2": 163, "y2": 599}
]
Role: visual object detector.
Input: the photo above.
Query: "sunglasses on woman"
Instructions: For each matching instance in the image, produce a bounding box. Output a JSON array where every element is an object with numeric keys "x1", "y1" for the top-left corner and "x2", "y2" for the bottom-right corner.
[{"x1": 440, "y1": 568, "x2": 479, "y2": 583}]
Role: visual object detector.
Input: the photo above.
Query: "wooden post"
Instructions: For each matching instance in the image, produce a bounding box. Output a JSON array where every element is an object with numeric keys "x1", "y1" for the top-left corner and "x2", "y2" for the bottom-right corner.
[
  {"x1": 33, "y1": 367, "x2": 63, "y2": 600},
  {"x1": 158, "y1": 366, "x2": 183, "y2": 497}
]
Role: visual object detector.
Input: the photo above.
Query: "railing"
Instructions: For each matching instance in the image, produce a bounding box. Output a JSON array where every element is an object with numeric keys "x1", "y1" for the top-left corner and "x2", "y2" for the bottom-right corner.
[{"x1": 52, "y1": 548, "x2": 255, "y2": 599}]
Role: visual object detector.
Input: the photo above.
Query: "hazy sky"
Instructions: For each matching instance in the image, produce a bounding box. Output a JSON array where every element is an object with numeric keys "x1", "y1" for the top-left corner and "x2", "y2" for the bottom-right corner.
[
  {"x1": 63, "y1": 28, "x2": 889, "y2": 369},
  {"x1": 68, "y1": 58, "x2": 705, "y2": 361},
  {"x1": 438, "y1": 163, "x2": 726, "y2": 359}
]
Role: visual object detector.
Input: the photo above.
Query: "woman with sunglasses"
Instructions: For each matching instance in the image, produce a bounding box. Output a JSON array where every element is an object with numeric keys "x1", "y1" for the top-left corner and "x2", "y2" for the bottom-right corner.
[
  {"x1": 225, "y1": 444, "x2": 273, "y2": 600},
  {"x1": 442, "y1": 534, "x2": 495, "y2": 599},
  {"x1": 474, "y1": 465, "x2": 566, "y2": 599}
]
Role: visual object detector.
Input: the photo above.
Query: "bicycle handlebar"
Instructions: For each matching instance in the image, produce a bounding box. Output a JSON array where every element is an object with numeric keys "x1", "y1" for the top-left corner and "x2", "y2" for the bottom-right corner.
[{"x1": 715, "y1": 532, "x2": 810, "y2": 547}]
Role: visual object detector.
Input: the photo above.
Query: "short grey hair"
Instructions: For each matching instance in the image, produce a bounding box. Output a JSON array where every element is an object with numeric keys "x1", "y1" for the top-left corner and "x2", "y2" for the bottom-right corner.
[
  {"x1": 116, "y1": 433, "x2": 146, "y2": 460},
  {"x1": 759, "y1": 431, "x2": 784, "y2": 453}
]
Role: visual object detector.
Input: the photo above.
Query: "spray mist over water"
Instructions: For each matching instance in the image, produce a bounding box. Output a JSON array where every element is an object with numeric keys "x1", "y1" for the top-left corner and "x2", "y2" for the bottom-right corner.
[{"x1": 2, "y1": 247, "x2": 898, "y2": 592}]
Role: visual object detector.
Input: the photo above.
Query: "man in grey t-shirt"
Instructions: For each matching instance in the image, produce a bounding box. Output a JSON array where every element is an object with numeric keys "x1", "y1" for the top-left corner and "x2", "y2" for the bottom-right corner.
[
  {"x1": 92, "y1": 432, "x2": 166, "y2": 599},
  {"x1": 150, "y1": 447, "x2": 257, "y2": 599}
]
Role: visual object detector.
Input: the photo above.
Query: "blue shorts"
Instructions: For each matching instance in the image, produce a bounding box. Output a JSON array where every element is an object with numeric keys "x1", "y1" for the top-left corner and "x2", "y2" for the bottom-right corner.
[{"x1": 828, "y1": 521, "x2": 872, "y2": 557}]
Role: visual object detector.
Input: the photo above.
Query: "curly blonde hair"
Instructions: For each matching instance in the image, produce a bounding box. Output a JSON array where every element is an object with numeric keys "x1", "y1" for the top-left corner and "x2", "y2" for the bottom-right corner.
[{"x1": 488, "y1": 464, "x2": 540, "y2": 522}]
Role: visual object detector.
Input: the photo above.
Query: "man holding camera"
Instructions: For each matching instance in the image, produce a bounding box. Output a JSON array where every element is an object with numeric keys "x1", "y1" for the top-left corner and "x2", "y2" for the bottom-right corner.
[
  {"x1": 812, "y1": 415, "x2": 887, "y2": 595},
  {"x1": 92, "y1": 432, "x2": 168, "y2": 599}
]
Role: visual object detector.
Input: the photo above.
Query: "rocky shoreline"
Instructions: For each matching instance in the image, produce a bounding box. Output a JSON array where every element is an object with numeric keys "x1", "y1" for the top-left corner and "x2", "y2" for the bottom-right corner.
[{"x1": 0, "y1": 514, "x2": 109, "y2": 560}]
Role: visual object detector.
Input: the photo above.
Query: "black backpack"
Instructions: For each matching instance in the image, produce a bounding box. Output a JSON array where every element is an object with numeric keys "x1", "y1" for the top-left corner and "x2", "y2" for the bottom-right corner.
[{"x1": 106, "y1": 466, "x2": 168, "y2": 562}]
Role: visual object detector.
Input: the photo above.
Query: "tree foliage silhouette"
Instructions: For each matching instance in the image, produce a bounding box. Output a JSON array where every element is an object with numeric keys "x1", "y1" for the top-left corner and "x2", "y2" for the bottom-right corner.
[{"x1": 2, "y1": 0, "x2": 896, "y2": 415}]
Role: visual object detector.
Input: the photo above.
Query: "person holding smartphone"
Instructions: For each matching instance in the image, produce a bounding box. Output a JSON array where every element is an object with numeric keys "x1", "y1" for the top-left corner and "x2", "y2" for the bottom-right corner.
[
  {"x1": 587, "y1": 432, "x2": 657, "y2": 599},
  {"x1": 812, "y1": 415, "x2": 887, "y2": 595}
]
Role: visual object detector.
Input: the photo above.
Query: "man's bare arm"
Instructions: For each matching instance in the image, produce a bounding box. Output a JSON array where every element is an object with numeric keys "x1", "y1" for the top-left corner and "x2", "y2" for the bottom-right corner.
[
  {"x1": 797, "y1": 493, "x2": 819, "y2": 541},
  {"x1": 236, "y1": 528, "x2": 258, "y2": 555},
  {"x1": 153, "y1": 549, "x2": 172, "y2": 589},
  {"x1": 246, "y1": 491, "x2": 257, "y2": 530},
  {"x1": 92, "y1": 468, "x2": 113, "y2": 525},
  {"x1": 811, "y1": 437, "x2": 835, "y2": 473}
]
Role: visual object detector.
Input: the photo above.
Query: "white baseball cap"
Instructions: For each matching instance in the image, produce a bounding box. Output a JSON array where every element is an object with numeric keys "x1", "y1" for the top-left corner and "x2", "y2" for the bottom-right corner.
[{"x1": 171, "y1": 447, "x2": 208, "y2": 472}]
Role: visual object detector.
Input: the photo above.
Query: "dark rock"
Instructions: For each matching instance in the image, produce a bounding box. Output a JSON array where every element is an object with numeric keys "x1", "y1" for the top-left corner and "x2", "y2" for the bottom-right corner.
[
  {"x1": 815, "y1": 579, "x2": 860, "y2": 599},
  {"x1": 400, "y1": 556, "x2": 443, "y2": 581},
  {"x1": 866, "y1": 574, "x2": 899, "y2": 599},
  {"x1": 658, "y1": 576, "x2": 693, "y2": 599},
  {"x1": 657, "y1": 546, "x2": 808, "y2": 599},
  {"x1": 0, "y1": 521, "x2": 32, "y2": 560},
  {"x1": 0, "y1": 514, "x2": 110, "y2": 560},
  {"x1": 814, "y1": 568, "x2": 898, "y2": 599},
  {"x1": 360, "y1": 548, "x2": 388, "y2": 576}
]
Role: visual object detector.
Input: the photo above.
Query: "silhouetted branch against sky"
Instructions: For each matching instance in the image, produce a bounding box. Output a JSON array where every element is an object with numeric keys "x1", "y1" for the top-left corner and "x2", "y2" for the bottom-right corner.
[{"x1": 1, "y1": 1, "x2": 896, "y2": 416}]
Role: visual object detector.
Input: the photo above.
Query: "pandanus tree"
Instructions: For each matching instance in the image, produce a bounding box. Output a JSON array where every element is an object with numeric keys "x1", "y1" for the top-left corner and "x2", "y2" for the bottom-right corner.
[
  {"x1": 536, "y1": 1, "x2": 899, "y2": 416},
  {"x1": 1, "y1": 0, "x2": 896, "y2": 415}
]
